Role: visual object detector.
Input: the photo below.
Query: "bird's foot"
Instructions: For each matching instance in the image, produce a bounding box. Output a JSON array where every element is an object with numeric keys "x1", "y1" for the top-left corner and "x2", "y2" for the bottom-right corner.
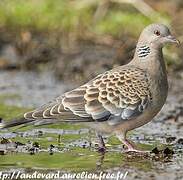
[
  {"x1": 97, "y1": 146, "x2": 106, "y2": 153},
  {"x1": 120, "y1": 138, "x2": 150, "y2": 154},
  {"x1": 124, "y1": 147, "x2": 150, "y2": 154}
]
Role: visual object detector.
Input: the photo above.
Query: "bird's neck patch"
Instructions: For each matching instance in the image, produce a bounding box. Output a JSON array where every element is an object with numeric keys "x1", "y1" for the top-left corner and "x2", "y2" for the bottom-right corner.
[{"x1": 137, "y1": 45, "x2": 150, "y2": 58}]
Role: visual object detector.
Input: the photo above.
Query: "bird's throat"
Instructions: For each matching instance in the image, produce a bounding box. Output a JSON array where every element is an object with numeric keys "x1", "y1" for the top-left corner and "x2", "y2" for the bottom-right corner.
[
  {"x1": 132, "y1": 46, "x2": 166, "y2": 77},
  {"x1": 137, "y1": 45, "x2": 151, "y2": 58}
]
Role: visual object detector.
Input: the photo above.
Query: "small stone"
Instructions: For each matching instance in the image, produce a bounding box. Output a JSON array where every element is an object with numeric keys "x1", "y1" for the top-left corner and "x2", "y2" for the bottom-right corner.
[
  {"x1": 177, "y1": 138, "x2": 183, "y2": 145},
  {"x1": 49, "y1": 151, "x2": 53, "y2": 155},
  {"x1": 33, "y1": 142, "x2": 40, "y2": 148},
  {"x1": 50, "y1": 144, "x2": 55, "y2": 148},
  {"x1": 0, "y1": 150, "x2": 6, "y2": 155},
  {"x1": 166, "y1": 137, "x2": 176, "y2": 143},
  {"x1": 163, "y1": 147, "x2": 174, "y2": 156},
  {"x1": 15, "y1": 142, "x2": 25, "y2": 146},
  {"x1": 37, "y1": 131, "x2": 43, "y2": 136},
  {"x1": 0, "y1": 138, "x2": 11, "y2": 144},
  {"x1": 151, "y1": 147, "x2": 160, "y2": 154},
  {"x1": 49, "y1": 144, "x2": 55, "y2": 155},
  {"x1": 29, "y1": 148, "x2": 35, "y2": 155}
]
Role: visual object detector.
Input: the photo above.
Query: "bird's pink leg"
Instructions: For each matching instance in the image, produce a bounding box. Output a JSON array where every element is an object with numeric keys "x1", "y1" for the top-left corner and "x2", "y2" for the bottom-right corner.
[{"x1": 116, "y1": 133, "x2": 149, "y2": 153}]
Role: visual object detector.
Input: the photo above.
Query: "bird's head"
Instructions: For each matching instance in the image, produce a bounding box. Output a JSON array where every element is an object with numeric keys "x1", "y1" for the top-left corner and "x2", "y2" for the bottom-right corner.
[{"x1": 137, "y1": 23, "x2": 180, "y2": 48}]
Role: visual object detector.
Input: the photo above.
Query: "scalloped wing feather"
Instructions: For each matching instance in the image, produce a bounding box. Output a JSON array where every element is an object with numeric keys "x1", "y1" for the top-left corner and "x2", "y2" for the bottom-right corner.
[{"x1": 24, "y1": 66, "x2": 152, "y2": 126}]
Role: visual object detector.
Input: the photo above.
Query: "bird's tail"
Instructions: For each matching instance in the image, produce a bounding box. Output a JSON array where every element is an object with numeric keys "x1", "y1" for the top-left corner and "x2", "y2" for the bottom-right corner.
[{"x1": 0, "y1": 117, "x2": 35, "y2": 129}]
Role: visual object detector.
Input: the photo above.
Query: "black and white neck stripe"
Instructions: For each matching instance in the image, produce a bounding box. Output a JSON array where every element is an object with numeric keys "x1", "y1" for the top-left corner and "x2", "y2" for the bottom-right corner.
[{"x1": 137, "y1": 45, "x2": 150, "y2": 58}]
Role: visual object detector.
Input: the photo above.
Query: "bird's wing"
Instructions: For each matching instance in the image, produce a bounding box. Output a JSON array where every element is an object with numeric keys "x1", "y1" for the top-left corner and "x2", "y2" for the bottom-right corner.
[{"x1": 23, "y1": 66, "x2": 152, "y2": 126}]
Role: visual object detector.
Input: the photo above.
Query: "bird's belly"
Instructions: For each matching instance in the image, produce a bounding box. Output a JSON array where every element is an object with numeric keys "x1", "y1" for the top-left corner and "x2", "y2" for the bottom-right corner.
[
  {"x1": 83, "y1": 99, "x2": 166, "y2": 134},
  {"x1": 82, "y1": 121, "x2": 115, "y2": 133},
  {"x1": 117, "y1": 87, "x2": 168, "y2": 132},
  {"x1": 82, "y1": 110, "x2": 155, "y2": 134},
  {"x1": 118, "y1": 107, "x2": 160, "y2": 132}
]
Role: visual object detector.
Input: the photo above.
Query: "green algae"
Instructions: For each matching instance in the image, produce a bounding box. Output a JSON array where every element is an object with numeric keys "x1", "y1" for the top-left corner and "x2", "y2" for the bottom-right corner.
[
  {"x1": 11, "y1": 133, "x2": 86, "y2": 148},
  {"x1": 0, "y1": 150, "x2": 153, "y2": 172}
]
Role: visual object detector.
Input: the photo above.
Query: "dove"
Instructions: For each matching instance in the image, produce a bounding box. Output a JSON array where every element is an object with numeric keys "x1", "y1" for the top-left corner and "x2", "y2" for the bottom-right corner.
[{"x1": 0, "y1": 24, "x2": 179, "y2": 153}]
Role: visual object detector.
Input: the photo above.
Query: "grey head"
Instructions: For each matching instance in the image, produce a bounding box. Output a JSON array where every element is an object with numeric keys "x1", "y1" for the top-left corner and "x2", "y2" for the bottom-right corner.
[
  {"x1": 133, "y1": 23, "x2": 180, "y2": 59},
  {"x1": 137, "y1": 23, "x2": 179, "y2": 49}
]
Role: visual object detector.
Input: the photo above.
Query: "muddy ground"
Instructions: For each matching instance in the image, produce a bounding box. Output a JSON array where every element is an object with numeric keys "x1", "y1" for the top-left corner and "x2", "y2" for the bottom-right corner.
[{"x1": 0, "y1": 69, "x2": 182, "y2": 180}]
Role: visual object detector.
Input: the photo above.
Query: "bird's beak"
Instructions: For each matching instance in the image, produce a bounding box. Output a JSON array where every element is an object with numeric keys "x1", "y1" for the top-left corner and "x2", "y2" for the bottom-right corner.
[{"x1": 166, "y1": 35, "x2": 180, "y2": 45}]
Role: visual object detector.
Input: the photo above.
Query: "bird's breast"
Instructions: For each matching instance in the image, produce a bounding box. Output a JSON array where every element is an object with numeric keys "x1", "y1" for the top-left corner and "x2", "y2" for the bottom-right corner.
[{"x1": 150, "y1": 69, "x2": 168, "y2": 111}]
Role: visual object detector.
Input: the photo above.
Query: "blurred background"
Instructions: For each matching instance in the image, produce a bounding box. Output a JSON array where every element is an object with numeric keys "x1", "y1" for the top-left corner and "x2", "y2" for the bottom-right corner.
[
  {"x1": 0, "y1": 0, "x2": 182, "y2": 84},
  {"x1": 0, "y1": 1, "x2": 183, "y2": 178}
]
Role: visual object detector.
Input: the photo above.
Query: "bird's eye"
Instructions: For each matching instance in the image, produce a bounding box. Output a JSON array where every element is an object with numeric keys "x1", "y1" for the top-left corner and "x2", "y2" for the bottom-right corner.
[{"x1": 154, "y1": 30, "x2": 161, "y2": 36}]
